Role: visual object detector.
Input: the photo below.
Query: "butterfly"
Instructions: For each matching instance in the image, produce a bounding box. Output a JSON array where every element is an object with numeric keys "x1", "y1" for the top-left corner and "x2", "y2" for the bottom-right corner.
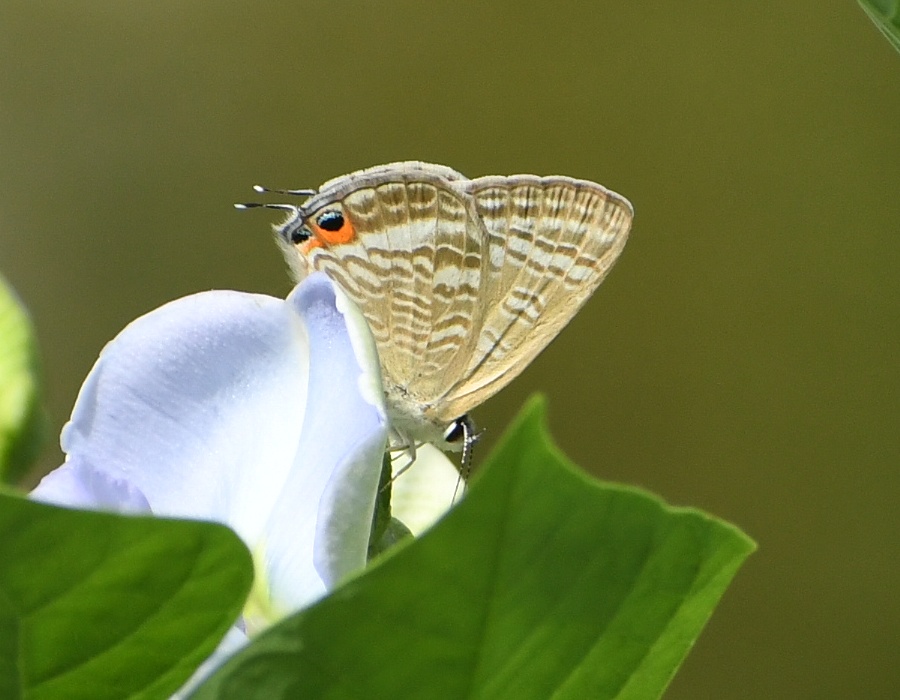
[{"x1": 241, "y1": 161, "x2": 632, "y2": 460}]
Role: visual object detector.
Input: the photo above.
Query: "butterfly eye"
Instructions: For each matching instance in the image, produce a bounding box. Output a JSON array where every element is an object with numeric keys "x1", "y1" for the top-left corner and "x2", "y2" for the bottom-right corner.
[
  {"x1": 316, "y1": 210, "x2": 345, "y2": 232},
  {"x1": 285, "y1": 223, "x2": 310, "y2": 245}
]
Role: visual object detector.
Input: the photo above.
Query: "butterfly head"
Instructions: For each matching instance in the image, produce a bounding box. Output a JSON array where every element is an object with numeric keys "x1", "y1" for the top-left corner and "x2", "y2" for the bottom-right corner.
[
  {"x1": 277, "y1": 204, "x2": 358, "y2": 254},
  {"x1": 236, "y1": 184, "x2": 358, "y2": 258},
  {"x1": 278, "y1": 214, "x2": 310, "y2": 246}
]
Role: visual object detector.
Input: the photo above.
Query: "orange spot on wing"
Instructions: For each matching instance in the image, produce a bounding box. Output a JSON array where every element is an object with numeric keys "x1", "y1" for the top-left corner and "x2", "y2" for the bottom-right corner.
[
  {"x1": 311, "y1": 213, "x2": 356, "y2": 246},
  {"x1": 300, "y1": 238, "x2": 323, "y2": 254}
]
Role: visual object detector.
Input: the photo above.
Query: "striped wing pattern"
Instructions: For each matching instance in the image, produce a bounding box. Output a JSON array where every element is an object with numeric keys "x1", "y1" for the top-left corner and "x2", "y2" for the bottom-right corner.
[
  {"x1": 297, "y1": 174, "x2": 490, "y2": 416},
  {"x1": 436, "y1": 176, "x2": 632, "y2": 419},
  {"x1": 282, "y1": 162, "x2": 632, "y2": 435}
]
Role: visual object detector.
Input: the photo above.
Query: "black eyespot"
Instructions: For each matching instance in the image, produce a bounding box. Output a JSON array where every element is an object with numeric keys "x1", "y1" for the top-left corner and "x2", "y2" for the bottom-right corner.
[
  {"x1": 317, "y1": 210, "x2": 345, "y2": 232},
  {"x1": 285, "y1": 224, "x2": 310, "y2": 245}
]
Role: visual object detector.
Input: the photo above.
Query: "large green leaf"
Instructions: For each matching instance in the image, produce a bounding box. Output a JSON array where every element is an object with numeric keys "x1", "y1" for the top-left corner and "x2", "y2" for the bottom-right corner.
[
  {"x1": 859, "y1": 0, "x2": 900, "y2": 53},
  {"x1": 0, "y1": 494, "x2": 253, "y2": 699},
  {"x1": 194, "y1": 397, "x2": 755, "y2": 700},
  {"x1": 0, "y1": 275, "x2": 46, "y2": 483}
]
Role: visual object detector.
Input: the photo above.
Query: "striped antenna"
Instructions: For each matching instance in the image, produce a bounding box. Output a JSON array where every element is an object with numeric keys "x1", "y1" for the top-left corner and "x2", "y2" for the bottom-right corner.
[
  {"x1": 252, "y1": 184, "x2": 317, "y2": 197},
  {"x1": 234, "y1": 202, "x2": 298, "y2": 213}
]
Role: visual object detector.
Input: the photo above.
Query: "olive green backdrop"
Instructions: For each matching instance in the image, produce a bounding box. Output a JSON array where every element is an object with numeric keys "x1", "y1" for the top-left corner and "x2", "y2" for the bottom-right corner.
[{"x1": 1, "y1": 2, "x2": 897, "y2": 698}]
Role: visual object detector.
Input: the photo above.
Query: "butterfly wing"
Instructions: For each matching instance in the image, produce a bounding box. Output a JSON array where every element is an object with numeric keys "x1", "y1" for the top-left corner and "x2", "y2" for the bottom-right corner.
[
  {"x1": 291, "y1": 167, "x2": 492, "y2": 428},
  {"x1": 433, "y1": 175, "x2": 633, "y2": 420}
]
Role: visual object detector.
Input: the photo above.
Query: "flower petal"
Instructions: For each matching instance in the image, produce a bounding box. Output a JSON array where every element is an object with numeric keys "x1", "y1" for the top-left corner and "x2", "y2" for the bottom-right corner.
[
  {"x1": 32, "y1": 274, "x2": 389, "y2": 616},
  {"x1": 391, "y1": 444, "x2": 460, "y2": 536},
  {"x1": 32, "y1": 454, "x2": 151, "y2": 513},
  {"x1": 35, "y1": 289, "x2": 313, "y2": 549},
  {"x1": 261, "y1": 277, "x2": 388, "y2": 609}
]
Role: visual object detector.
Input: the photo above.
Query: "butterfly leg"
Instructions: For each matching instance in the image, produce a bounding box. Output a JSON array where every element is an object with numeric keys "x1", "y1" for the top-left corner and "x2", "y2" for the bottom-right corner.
[{"x1": 385, "y1": 428, "x2": 421, "y2": 484}]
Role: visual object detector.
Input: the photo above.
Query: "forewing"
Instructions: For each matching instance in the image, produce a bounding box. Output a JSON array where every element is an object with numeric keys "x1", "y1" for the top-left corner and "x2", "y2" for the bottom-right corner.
[
  {"x1": 436, "y1": 175, "x2": 633, "y2": 419},
  {"x1": 298, "y1": 176, "x2": 488, "y2": 406}
]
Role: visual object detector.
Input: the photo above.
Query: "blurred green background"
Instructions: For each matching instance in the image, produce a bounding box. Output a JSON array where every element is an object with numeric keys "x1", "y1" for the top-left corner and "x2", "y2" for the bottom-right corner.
[{"x1": 1, "y1": 2, "x2": 897, "y2": 697}]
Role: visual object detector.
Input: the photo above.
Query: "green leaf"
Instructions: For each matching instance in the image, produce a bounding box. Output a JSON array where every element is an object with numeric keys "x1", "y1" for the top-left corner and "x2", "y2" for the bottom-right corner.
[
  {"x1": 194, "y1": 396, "x2": 755, "y2": 700},
  {"x1": 859, "y1": 0, "x2": 900, "y2": 53},
  {"x1": 0, "y1": 275, "x2": 47, "y2": 483},
  {"x1": 0, "y1": 493, "x2": 253, "y2": 699}
]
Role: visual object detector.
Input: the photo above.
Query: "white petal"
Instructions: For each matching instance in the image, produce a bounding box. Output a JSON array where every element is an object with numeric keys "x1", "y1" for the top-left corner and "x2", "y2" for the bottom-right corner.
[
  {"x1": 391, "y1": 444, "x2": 460, "y2": 536},
  {"x1": 31, "y1": 274, "x2": 389, "y2": 626},
  {"x1": 313, "y1": 430, "x2": 387, "y2": 588},
  {"x1": 261, "y1": 277, "x2": 387, "y2": 610},
  {"x1": 36, "y1": 289, "x2": 313, "y2": 549},
  {"x1": 32, "y1": 454, "x2": 151, "y2": 513}
]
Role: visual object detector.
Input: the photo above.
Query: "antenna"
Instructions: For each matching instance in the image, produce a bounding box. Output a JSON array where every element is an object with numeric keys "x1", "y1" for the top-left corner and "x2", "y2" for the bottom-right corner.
[
  {"x1": 451, "y1": 416, "x2": 482, "y2": 502},
  {"x1": 252, "y1": 184, "x2": 317, "y2": 197},
  {"x1": 235, "y1": 183, "x2": 316, "y2": 213},
  {"x1": 233, "y1": 202, "x2": 299, "y2": 213}
]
